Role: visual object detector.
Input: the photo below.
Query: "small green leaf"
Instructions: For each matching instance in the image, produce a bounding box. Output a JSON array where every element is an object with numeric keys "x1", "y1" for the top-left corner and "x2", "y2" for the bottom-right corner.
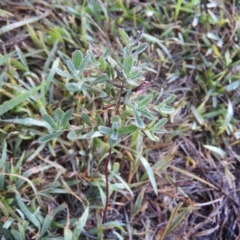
[
  {"x1": 111, "y1": 130, "x2": 118, "y2": 140},
  {"x1": 0, "y1": 51, "x2": 14, "y2": 66},
  {"x1": 39, "y1": 213, "x2": 54, "y2": 238},
  {"x1": 116, "y1": 38, "x2": 124, "y2": 52},
  {"x1": 56, "y1": 68, "x2": 73, "y2": 78},
  {"x1": 159, "y1": 106, "x2": 175, "y2": 115},
  {"x1": 190, "y1": 105, "x2": 204, "y2": 125},
  {"x1": 109, "y1": 137, "x2": 118, "y2": 147},
  {"x1": 15, "y1": 45, "x2": 29, "y2": 70},
  {"x1": 54, "y1": 108, "x2": 64, "y2": 121},
  {"x1": 118, "y1": 125, "x2": 137, "y2": 134},
  {"x1": 82, "y1": 113, "x2": 91, "y2": 126},
  {"x1": 0, "y1": 118, "x2": 51, "y2": 130},
  {"x1": 203, "y1": 145, "x2": 226, "y2": 158},
  {"x1": 137, "y1": 94, "x2": 153, "y2": 108},
  {"x1": 139, "y1": 156, "x2": 158, "y2": 195},
  {"x1": 92, "y1": 73, "x2": 108, "y2": 84},
  {"x1": 124, "y1": 56, "x2": 133, "y2": 76},
  {"x1": 67, "y1": 130, "x2": 77, "y2": 140},
  {"x1": 111, "y1": 115, "x2": 121, "y2": 123},
  {"x1": 0, "y1": 84, "x2": 43, "y2": 116},
  {"x1": 42, "y1": 114, "x2": 57, "y2": 129},
  {"x1": 119, "y1": 28, "x2": 129, "y2": 45},
  {"x1": 78, "y1": 52, "x2": 91, "y2": 76},
  {"x1": 102, "y1": 47, "x2": 112, "y2": 59},
  {"x1": 66, "y1": 82, "x2": 82, "y2": 92},
  {"x1": 133, "y1": 43, "x2": 148, "y2": 55},
  {"x1": 15, "y1": 191, "x2": 40, "y2": 228},
  {"x1": 98, "y1": 126, "x2": 112, "y2": 135},
  {"x1": 64, "y1": 228, "x2": 73, "y2": 240},
  {"x1": 165, "y1": 94, "x2": 176, "y2": 104},
  {"x1": 66, "y1": 60, "x2": 76, "y2": 75},
  {"x1": 72, "y1": 206, "x2": 89, "y2": 240},
  {"x1": 134, "y1": 109, "x2": 144, "y2": 128},
  {"x1": 72, "y1": 50, "x2": 83, "y2": 69},
  {"x1": 99, "y1": 57, "x2": 107, "y2": 71},
  {"x1": 128, "y1": 70, "x2": 142, "y2": 80},
  {"x1": 154, "y1": 118, "x2": 168, "y2": 129},
  {"x1": 0, "y1": 140, "x2": 7, "y2": 190},
  {"x1": 39, "y1": 131, "x2": 62, "y2": 143},
  {"x1": 60, "y1": 109, "x2": 73, "y2": 128},
  {"x1": 144, "y1": 129, "x2": 159, "y2": 141}
]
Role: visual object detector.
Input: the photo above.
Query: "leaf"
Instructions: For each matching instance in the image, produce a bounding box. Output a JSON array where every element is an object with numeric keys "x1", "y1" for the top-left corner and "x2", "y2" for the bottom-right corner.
[
  {"x1": 39, "y1": 213, "x2": 54, "y2": 238},
  {"x1": 119, "y1": 28, "x2": 129, "y2": 45},
  {"x1": 109, "y1": 137, "x2": 118, "y2": 147},
  {"x1": 118, "y1": 125, "x2": 137, "y2": 134},
  {"x1": 0, "y1": 84, "x2": 43, "y2": 116},
  {"x1": 190, "y1": 105, "x2": 204, "y2": 125},
  {"x1": 38, "y1": 131, "x2": 62, "y2": 143},
  {"x1": 60, "y1": 109, "x2": 73, "y2": 128},
  {"x1": 0, "y1": 51, "x2": 14, "y2": 66},
  {"x1": 0, "y1": 140, "x2": 7, "y2": 190},
  {"x1": 15, "y1": 191, "x2": 40, "y2": 228},
  {"x1": 154, "y1": 118, "x2": 168, "y2": 130},
  {"x1": 72, "y1": 50, "x2": 83, "y2": 69},
  {"x1": 203, "y1": 145, "x2": 226, "y2": 158},
  {"x1": 54, "y1": 108, "x2": 64, "y2": 121},
  {"x1": 42, "y1": 114, "x2": 57, "y2": 129},
  {"x1": 15, "y1": 46, "x2": 28, "y2": 70},
  {"x1": 64, "y1": 228, "x2": 73, "y2": 240},
  {"x1": 82, "y1": 113, "x2": 91, "y2": 126},
  {"x1": 170, "y1": 165, "x2": 218, "y2": 189},
  {"x1": 72, "y1": 205, "x2": 89, "y2": 240},
  {"x1": 134, "y1": 109, "x2": 144, "y2": 128},
  {"x1": 139, "y1": 110, "x2": 154, "y2": 119},
  {"x1": 0, "y1": 118, "x2": 51, "y2": 130},
  {"x1": 137, "y1": 94, "x2": 153, "y2": 108},
  {"x1": 66, "y1": 82, "x2": 82, "y2": 92},
  {"x1": 78, "y1": 52, "x2": 91, "y2": 76},
  {"x1": 98, "y1": 126, "x2": 112, "y2": 135},
  {"x1": 111, "y1": 130, "x2": 118, "y2": 140},
  {"x1": 56, "y1": 68, "x2": 73, "y2": 78},
  {"x1": 66, "y1": 60, "x2": 76, "y2": 75},
  {"x1": 143, "y1": 33, "x2": 172, "y2": 59},
  {"x1": 165, "y1": 94, "x2": 176, "y2": 104},
  {"x1": 67, "y1": 130, "x2": 78, "y2": 140},
  {"x1": 143, "y1": 129, "x2": 159, "y2": 141},
  {"x1": 123, "y1": 56, "x2": 133, "y2": 76},
  {"x1": 139, "y1": 156, "x2": 158, "y2": 195},
  {"x1": 0, "y1": 12, "x2": 49, "y2": 35},
  {"x1": 159, "y1": 105, "x2": 175, "y2": 114},
  {"x1": 175, "y1": 0, "x2": 183, "y2": 21},
  {"x1": 111, "y1": 115, "x2": 121, "y2": 123},
  {"x1": 92, "y1": 73, "x2": 108, "y2": 84},
  {"x1": 224, "y1": 100, "x2": 233, "y2": 126},
  {"x1": 133, "y1": 43, "x2": 148, "y2": 55}
]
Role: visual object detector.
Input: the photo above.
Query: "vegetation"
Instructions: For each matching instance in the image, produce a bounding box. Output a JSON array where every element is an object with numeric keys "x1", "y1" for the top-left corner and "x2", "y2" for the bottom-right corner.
[{"x1": 0, "y1": 1, "x2": 239, "y2": 239}]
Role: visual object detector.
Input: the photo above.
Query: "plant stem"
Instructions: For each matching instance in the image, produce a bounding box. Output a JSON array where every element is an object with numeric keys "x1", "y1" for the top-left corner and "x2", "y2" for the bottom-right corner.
[
  {"x1": 103, "y1": 76, "x2": 125, "y2": 222},
  {"x1": 103, "y1": 147, "x2": 112, "y2": 222}
]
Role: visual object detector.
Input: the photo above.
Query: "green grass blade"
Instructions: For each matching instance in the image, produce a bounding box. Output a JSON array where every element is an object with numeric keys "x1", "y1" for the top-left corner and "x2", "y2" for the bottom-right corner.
[
  {"x1": 0, "y1": 140, "x2": 7, "y2": 189},
  {"x1": 139, "y1": 156, "x2": 158, "y2": 196},
  {"x1": 0, "y1": 84, "x2": 43, "y2": 116},
  {"x1": 15, "y1": 191, "x2": 40, "y2": 228},
  {"x1": 72, "y1": 205, "x2": 89, "y2": 240},
  {"x1": 0, "y1": 12, "x2": 49, "y2": 35}
]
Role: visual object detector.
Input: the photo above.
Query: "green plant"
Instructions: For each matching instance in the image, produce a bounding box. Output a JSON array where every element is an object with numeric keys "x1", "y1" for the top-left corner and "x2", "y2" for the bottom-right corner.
[{"x1": 53, "y1": 28, "x2": 175, "y2": 220}]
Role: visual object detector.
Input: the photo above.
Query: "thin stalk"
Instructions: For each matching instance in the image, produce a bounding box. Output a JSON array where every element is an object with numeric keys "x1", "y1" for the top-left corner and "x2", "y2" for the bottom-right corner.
[{"x1": 103, "y1": 76, "x2": 125, "y2": 222}]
